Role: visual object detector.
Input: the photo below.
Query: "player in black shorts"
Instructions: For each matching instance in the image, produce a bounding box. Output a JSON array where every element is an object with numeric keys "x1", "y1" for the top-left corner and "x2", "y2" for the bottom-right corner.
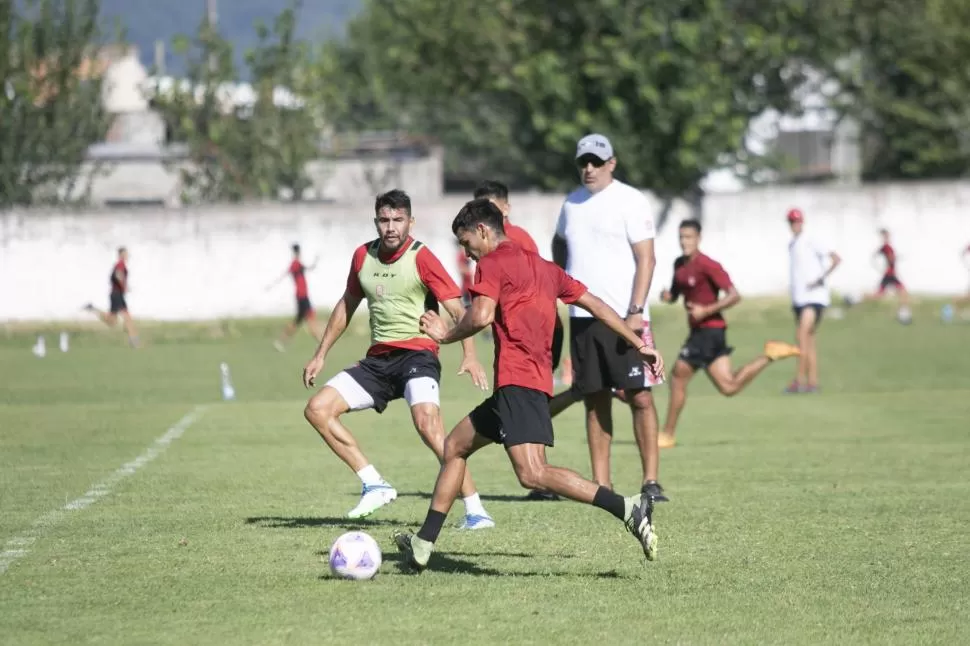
[
  {"x1": 393, "y1": 198, "x2": 666, "y2": 571},
  {"x1": 659, "y1": 220, "x2": 800, "y2": 447},
  {"x1": 84, "y1": 246, "x2": 140, "y2": 347}
]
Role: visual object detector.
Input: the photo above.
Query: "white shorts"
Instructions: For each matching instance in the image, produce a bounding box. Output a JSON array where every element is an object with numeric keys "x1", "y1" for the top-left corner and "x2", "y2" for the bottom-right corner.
[{"x1": 326, "y1": 372, "x2": 440, "y2": 412}]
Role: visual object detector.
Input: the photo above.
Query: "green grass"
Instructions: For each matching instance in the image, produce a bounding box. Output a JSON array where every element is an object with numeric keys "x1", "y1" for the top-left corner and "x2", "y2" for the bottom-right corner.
[{"x1": 1, "y1": 301, "x2": 969, "y2": 645}]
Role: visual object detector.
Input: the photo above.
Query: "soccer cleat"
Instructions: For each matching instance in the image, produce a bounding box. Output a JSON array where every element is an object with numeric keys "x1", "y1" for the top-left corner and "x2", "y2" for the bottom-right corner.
[
  {"x1": 624, "y1": 494, "x2": 658, "y2": 562},
  {"x1": 393, "y1": 531, "x2": 432, "y2": 572},
  {"x1": 783, "y1": 380, "x2": 803, "y2": 394},
  {"x1": 764, "y1": 341, "x2": 801, "y2": 361},
  {"x1": 641, "y1": 480, "x2": 669, "y2": 503},
  {"x1": 457, "y1": 513, "x2": 496, "y2": 530},
  {"x1": 658, "y1": 432, "x2": 676, "y2": 449},
  {"x1": 347, "y1": 483, "x2": 398, "y2": 519},
  {"x1": 523, "y1": 489, "x2": 561, "y2": 502}
]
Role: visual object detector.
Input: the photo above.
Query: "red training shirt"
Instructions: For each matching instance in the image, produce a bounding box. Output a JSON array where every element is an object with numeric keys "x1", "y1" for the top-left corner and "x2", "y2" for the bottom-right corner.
[
  {"x1": 457, "y1": 248, "x2": 474, "y2": 296},
  {"x1": 669, "y1": 253, "x2": 733, "y2": 329},
  {"x1": 110, "y1": 260, "x2": 127, "y2": 294},
  {"x1": 289, "y1": 260, "x2": 309, "y2": 298},
  {"x1": 470, "y1": 241, "x2": 587, "y2": 395},
  {"x1": 504, "y1": 221, "x2": 539, "y2": 254},
  {"x1": 346, "y1": 237, "x2": 461, "y2": 356},
  {"x1": 879, "y1": 243, "x2": 897, "y2": 277}
]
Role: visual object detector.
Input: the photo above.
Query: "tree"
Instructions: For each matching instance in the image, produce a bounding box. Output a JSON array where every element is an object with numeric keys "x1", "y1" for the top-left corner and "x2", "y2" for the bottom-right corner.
[
  {"x1": 151, "y1": 1, "x2": 319, "y2": 203},
  {"x1": 0, "y1": 0, "x2": 112, "y2": 207},
  {"x1": 312, "y1": 0, "x2": 823, "y2": 195},
  {"x1": 817, "y1": 0, "x2": 970, "y2": 180}
]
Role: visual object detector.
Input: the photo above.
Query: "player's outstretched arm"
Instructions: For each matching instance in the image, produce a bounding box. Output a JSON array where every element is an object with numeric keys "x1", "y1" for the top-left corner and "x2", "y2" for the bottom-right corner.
[
  {"x1": 438, "y1": 297, "x2": 489, "y2": 390},
  {"x1": 303, "y1": 290, "x2": 362, "y2": 388},
  {"x1": 420, "y1": 295, "x2": 495, "y2": 345},
  {"x1": 573, "y1": 291, "x2": 665, "y2": 378}
]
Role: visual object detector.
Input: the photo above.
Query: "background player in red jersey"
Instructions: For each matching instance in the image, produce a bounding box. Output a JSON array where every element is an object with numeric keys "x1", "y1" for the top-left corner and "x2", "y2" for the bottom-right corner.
[
  {"x1": 84, "y1": 246, "x2": 140, "y2": 347},
  {"x1": 269, "y1": 244, "x2": 323, "y2": 351},
  {"x1": 658, "y1": 221, "x2": 800, "y2": 448},
  {"x1": 393, "y1": 198, "x2": 665, "y2": 572},
  {"x1": 861, "y1": 229, "x2": 912, "y2": 320}
]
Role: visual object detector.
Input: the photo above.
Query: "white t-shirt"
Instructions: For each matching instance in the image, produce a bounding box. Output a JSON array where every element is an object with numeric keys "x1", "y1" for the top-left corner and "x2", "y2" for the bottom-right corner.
[
  {"x1": 555, "y1": 180, "x2": 656, "y2": 319},
  {"x1": 789, "y1": 234, "x2": 833, "y2": 306}
]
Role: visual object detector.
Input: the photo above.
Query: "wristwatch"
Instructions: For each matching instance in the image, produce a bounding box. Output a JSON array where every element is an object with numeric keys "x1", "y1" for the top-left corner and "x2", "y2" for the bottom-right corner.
[{"x1": 627, "y1": 304, "x2": 644, "y2": 315}]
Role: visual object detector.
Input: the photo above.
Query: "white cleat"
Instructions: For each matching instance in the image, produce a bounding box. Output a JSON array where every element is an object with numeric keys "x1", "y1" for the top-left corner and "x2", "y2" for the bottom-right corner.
[
  {"x1": 457, "y1": 514, "x2": 496, "y2": 530},
  {"x1": 347, "y1": 483, "x2": 398, "y2": 519}
]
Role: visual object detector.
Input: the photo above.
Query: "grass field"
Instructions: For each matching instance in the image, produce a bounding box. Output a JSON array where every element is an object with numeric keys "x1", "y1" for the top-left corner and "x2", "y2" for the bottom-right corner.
[{"x1": 1, "y1": 300, "x2": 969, "y2": 645}]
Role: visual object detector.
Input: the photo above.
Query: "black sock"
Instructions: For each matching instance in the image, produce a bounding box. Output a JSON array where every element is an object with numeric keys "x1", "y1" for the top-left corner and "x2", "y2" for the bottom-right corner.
[
  {"x1": 416, "y1": 510, "x2": 447, "y2": 543},
  {"x1": 592, "y1": 486, "x2": 626, "y2": 520}
]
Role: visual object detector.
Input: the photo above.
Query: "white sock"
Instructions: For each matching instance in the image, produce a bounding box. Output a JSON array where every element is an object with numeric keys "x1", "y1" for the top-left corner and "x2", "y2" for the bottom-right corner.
[
  {"x1": 462, "y1": 493, "x2": 487, "y2": 517},
  {"x1": 356, "y1": 465, "x2": 384, "y2": 487}
]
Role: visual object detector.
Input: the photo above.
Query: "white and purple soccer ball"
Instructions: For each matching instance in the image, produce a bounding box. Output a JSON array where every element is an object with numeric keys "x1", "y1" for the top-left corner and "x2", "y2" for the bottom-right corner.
[{"x1": 328, "y1": 531, "x2": 382, "y2": 580}]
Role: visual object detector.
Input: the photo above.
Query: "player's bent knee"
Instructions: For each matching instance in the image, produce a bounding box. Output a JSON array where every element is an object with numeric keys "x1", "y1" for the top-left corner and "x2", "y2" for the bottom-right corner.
[
  {"x1": 512, "y1": 464, "x2": 542, "y2": 491},
  {"x1": 627, "y1": 389, "x2": 655, "y2": 410},
  {"x1": 304, "y1": 387, "x2": 346, "y2": 423}
]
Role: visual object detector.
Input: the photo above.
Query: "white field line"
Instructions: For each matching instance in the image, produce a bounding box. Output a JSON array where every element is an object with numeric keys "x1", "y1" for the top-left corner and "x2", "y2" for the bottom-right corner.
[{"x1": 0, "y1": 405, "x2": 207, "y2": 575}]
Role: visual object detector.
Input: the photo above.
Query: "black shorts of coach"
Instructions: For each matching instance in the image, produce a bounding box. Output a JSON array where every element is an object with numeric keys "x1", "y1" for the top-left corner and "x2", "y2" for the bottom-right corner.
[
  {"x1": 792, "y1": 303, "x2": 825, "y2": 330},
  {"x1": 678, "y1": 327, "x2": 734, "y2": 370},
  {"x1": 569, "y1": 317, "x2": 648, "y2": 394},
  {"x1": 109, "y1": 292, "x2": 127, "y2": 313},
  {"x1": 344, "y1": 349, "x2": 441, "y2": 414},
  {"x1": 469, "y1": 385, "x2": 554, "y2": 448}
]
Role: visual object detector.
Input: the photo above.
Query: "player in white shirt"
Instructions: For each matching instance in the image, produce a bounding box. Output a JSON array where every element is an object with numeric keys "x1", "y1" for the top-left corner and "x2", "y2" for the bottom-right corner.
[
  {"x1": 552, "y1": 133, "x2": 668, "y2": 505},
  {"x1": 786, "y1": 208, "x2": 841, "y2": 393}
]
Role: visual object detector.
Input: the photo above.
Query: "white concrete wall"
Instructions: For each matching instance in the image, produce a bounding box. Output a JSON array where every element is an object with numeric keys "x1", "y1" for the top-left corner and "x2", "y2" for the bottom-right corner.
[{"x1": 2, "y1": 181, "x2": 969, "y2": 321}]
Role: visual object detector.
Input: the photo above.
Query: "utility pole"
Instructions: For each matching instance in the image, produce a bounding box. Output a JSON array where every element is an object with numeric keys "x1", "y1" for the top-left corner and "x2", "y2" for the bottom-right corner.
[{"x1": 205, "y1": 0, "x2": 218, "y2": 74}]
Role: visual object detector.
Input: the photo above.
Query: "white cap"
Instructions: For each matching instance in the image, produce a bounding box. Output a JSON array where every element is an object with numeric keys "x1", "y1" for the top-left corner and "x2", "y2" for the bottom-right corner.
[{"x1": 575, "y1": 133, "x2": 614, "y2": 161}]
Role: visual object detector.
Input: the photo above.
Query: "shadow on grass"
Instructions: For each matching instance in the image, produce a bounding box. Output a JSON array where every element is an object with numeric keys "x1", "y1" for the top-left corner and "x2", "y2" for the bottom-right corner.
[
  {"x1": 245, "y1": 516, "x2": 401, "y2": 530},
  {"x1": 319, "y1": 551, "x2": 621, "y2": 579},
  {"x1": 396, "y1": 491, "x2": 562, "y2": 503}
]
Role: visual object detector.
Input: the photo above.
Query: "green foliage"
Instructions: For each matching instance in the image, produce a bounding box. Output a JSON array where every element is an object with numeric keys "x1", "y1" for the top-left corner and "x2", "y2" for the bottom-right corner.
[
  {"x1": 0, "y1": 0, "x2": 112, "y2": 207},
  {"x1": 151, "y1": 1, "x2": 319, "y2": 203},
  {"x1": 312, "y1": 0, "x2": 821, "y2": 194},
  {"x1": 819, "y1": 0, "x2": 970, "y2": 180}
]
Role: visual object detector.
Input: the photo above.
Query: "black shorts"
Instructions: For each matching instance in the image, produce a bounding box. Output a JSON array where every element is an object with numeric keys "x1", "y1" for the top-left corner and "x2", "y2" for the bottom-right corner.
[
  {"x1": 878, "y1": 275, "x2": 904, "y2": 292},
  {"x1": 295, "y1": 297, "x2": 314, "y2": 323},
  {"x1": 344, "y1": 350, "x2": 441, "y2": 414},
  {"x1": 678, "y1": 327, "x2": 734, "y2": 370},
  {"x1": 469, "y1": 385, "x2": 554, "y2": 448},
  {"x1": 569, "y1": 317, "x2": 650, "y2": 394},
  {"x1": 792, "y1": 303, "x2": 825, "y2": 329},
  {"x1": 552, "y1": 314, "x2": 565, "y2": 371},
  {"x1": 109, "y1": 292, "x2": 127, "y2": 313}
]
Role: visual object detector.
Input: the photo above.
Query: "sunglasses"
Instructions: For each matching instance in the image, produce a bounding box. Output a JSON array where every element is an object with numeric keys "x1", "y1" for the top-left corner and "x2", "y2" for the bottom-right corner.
[{"x1": 576, "y1": 155, "x2": 608, "y2": 169}]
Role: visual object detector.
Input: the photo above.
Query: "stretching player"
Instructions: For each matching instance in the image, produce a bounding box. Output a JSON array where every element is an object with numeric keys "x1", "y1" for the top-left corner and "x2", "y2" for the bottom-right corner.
[
  {"x1": 84, "y1": 246, "x2": 140, "y2": 347},
  {"x1": 271, "y1": 244, "x2": 323, "y2": 351},
  {"x1": 302, "y1": 189, "x2": 495, "y2": 529},
  {"x1": 393, "y1": 198, "x2": 666, "y2": 572},
  {"x1": 658, "y1": 220, "x2": 800, "y2": 448},
  {"x1": 474, "y1": 179, "x2": 569, "y2": 502}
]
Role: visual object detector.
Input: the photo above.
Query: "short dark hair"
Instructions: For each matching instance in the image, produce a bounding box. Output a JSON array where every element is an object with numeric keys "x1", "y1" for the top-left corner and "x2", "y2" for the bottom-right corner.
[
  {"x1": 291, "y1": 243, "x2": 301, "y2": 254},
  {"x1": 879, "y1": 227, "x2": 889, "y2": 235},
  {"x1": 375, "y1": 189, "x2": 411, "y2": 216},
  {"x1": 473, "y1": 180, "x2": 509, "y2": 202},
  {"x1": 118, "y1": 246, "x2": 127, "y2": 254},
  {"x1": 679, "y1": 219, "x2": 702, "y2": 233},
  {"x1": 452, "y1": 198, "x2": 506, "y2": 236}
]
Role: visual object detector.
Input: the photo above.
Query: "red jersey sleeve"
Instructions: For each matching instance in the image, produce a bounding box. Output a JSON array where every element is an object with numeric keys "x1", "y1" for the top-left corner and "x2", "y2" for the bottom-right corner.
[
  {"x1": 552, "y1": 262, "x2": 587, "y2": 304},
  {"x1": 345, "y1": 245, "x2": 368, "y2": 299},
  {"x1": 289, "y1": 259, "x2": 300, "y2": 275},
  {"x1": 469, "y1": 255, "x2": 501, "y2": 301},
  {"x1": 416, "y1": 247, "x2": 462, "y2": 301},
  {"x1": 702, "y1": 257, "x2": 733, "y2": 291}
]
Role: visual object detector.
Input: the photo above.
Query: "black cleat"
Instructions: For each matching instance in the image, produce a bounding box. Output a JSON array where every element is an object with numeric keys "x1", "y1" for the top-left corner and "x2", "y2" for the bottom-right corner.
[
  {"x1": 523, "y1": 489, "x2": 561, "y2": 502},
  {"x1": 392, "y1": 530, "x2": 429, "y2": 573},
  {"x1": 641, "y1": 480, "x2": 669, "y2": 503},
  {"x1": 624, "y1": 494, "x2": 658, "y2": 561}
]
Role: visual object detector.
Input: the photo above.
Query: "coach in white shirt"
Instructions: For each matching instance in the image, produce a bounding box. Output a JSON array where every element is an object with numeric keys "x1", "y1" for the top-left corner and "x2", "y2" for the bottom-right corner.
[
  {"x1": 552, "y1": 134, "x2": 668, "y2": 504},
  {"x1": 786, "y1": 208, "x2": 841, "y2": 394}
]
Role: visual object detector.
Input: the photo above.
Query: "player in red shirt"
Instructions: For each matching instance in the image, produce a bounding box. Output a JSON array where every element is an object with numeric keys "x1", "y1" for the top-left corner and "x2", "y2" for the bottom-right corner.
[
  {"x1": 269, "y1": 244, "x2": 323, "y2": 351},
  {"x1": 861, "y1": 229, "x2": 912, "y2": 320},
  {"x1": 392, "y1": 198, "x2": 666, "y2": 571},
  {"x1": 657, "y1": 220, "x2": 800, "y2": 448},
  {"x1": 84, "y1": 246, "x2": 140, "y2": 348}
]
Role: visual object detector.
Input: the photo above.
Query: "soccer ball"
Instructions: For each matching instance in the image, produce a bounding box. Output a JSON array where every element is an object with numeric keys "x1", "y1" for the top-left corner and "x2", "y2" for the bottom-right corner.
[
  {"x1": 328, "y1": 531, "x2": 382, "y2": 580},
  {"x1": 896, "y1": 306, "x2": 913, "y2": 325}
]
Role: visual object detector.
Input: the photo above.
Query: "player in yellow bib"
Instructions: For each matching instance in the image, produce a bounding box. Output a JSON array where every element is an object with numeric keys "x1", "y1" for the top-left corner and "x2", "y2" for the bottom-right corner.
[{"x1": 302, "y1": 190, "x2": 495, "y2": 528}]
